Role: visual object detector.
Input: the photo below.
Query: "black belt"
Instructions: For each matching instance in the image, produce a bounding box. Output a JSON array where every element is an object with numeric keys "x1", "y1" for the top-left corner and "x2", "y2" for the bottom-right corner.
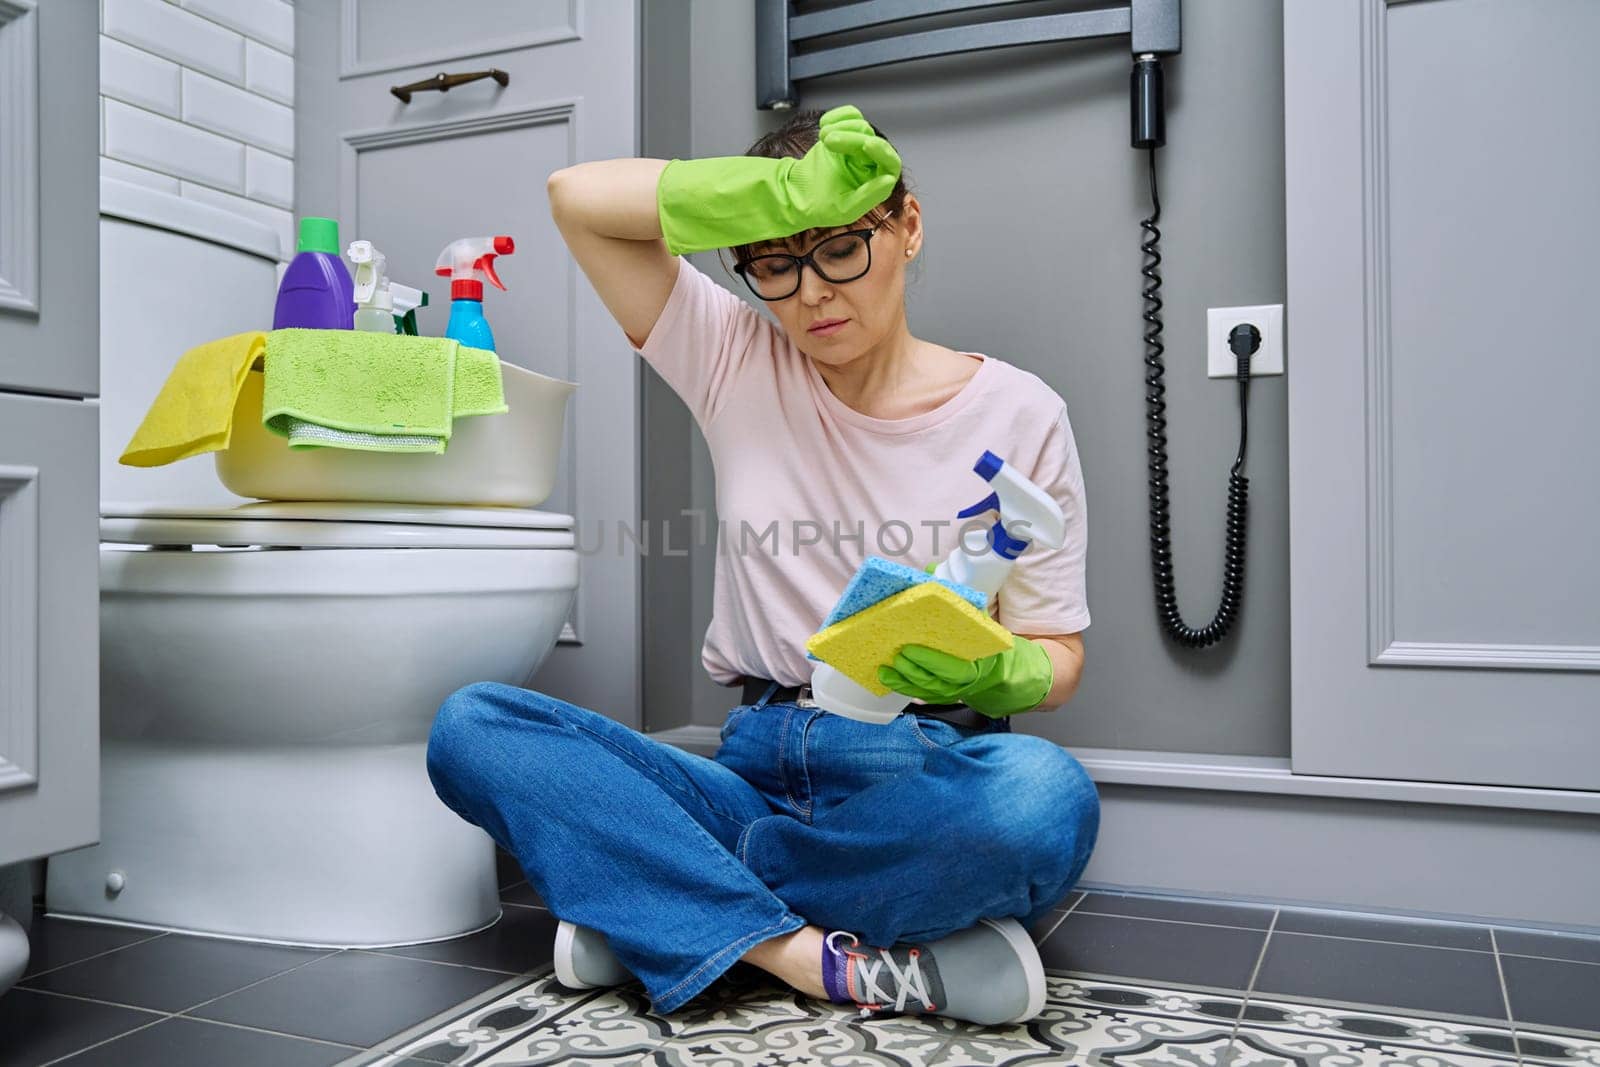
[{"x1": 739, "y1": 677, "x2": 998, "y2": 731}]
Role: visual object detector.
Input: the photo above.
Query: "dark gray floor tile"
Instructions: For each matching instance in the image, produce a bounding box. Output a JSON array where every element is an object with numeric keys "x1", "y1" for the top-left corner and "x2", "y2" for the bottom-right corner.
[
  {"x1": 18, "y1": 932, "x2": 327, "y2": 1013},
  {"x1": 1075, "y1": 892, "x2": 1273, "y2": 930},
  {"x1": 372, "y1": 906, "x2": 559, "y2": 975},
  {"x1": 188, "y1": 949, "x2": 508, "y2": 1049},
  {"x1": 1275, "y1": 908, "x2": 1492, "y2": 951},
  {"x1": 1024, "y1": 892, "x2": 1084, "y2": 941},
  {"x1": 1255, "y1": 931, "x2": 1507, "y2": 1021},
  {"x1": 20, "y1": 917, "x2": 162, "y2": 979},
  {"x1": 0, "y1": 989, "x2": 159, "y2": 1067},
  {"x1": 495, "y1": 849, "x2": 524, "y2": 891},
  {"x1": 50, "y1": 1017, "x2": 356, "y2": 1067},
  {"x1": 1039, "y1": 911, "x2": 1266, "y2": 992},
  {"x1": 1496, "y1": 927, "x2": 1600, "y2": 966},
  {"x1": 500, "y1": 882, "x2": 544, "y2": 908},
  {"x1": 1500, "y1": 954, "x2": 1600, "y2": 1034},
  {"x1": 1028, "y1": 910, "x2": 1067, "y2": 943}
]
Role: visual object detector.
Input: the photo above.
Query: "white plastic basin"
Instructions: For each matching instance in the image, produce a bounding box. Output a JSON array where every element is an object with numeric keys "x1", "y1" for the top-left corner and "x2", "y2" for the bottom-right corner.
[{"x1": 216, "y1": 360, "x2": 576, "y2": 507}]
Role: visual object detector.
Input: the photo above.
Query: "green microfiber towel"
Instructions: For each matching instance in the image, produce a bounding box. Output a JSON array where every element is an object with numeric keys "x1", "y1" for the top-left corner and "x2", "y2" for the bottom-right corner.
[
  {"x1": 261, "y1": 329, "x2": 508, "y2": 453},
  {"x1": 452, "y1": 342, "x2": 509, "y2": 419}
]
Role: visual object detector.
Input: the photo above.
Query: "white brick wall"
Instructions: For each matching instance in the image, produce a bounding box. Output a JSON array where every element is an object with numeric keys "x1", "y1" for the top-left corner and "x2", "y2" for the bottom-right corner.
[{"x1": 100, "y1": 0, "x2": 295, "y2": 260}]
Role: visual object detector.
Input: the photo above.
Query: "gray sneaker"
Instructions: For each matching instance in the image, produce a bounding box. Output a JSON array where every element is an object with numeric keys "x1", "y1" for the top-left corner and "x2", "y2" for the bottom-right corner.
[
  {"x1": 553, "y1": 920, "x2": 633, "y2": 989},
  {"x1": 822, "y1": 917, "x2": 1046, "y2": 1025}
]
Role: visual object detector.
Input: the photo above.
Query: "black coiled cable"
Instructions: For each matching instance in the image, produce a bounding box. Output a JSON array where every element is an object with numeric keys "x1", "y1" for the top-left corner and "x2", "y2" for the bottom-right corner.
[{"x1": 1140, "y1": 146, "x2": 1250, "y2": 648}]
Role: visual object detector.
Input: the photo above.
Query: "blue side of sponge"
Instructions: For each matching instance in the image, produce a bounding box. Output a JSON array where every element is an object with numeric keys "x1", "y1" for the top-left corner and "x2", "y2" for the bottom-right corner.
[{"x1": 805, "y1": 555, "x2": 989, "y2": 662}]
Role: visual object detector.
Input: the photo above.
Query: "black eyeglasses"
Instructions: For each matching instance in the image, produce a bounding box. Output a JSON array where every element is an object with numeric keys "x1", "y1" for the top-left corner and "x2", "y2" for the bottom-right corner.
[{"x1": 733, "y1": 212, "x2": 895, "y2": 301}]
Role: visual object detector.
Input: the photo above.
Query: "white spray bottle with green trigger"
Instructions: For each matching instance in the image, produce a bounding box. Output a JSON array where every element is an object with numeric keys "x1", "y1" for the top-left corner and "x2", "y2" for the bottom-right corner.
[
  {"x1": 350, "y1": 240, "x2": 430, "y2": 334},
  {"x1": 809, "y1": 450, "x2": 1068, "y2": 725},
  {"x1": 346, "y1": 240, "x2": 399, "y2": 333}
]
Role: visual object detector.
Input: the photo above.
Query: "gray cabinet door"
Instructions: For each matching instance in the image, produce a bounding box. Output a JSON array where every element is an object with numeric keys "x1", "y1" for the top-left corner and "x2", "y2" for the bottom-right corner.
[
  {"x1": 0, "y1": 0, "x2": 98, "y2": 397},
  {"x1": 1285, "y1": 0, "x2": 1600, "y2": 789},
  {"x1": 0, "y1": 0, "x2": 100, "y2": 864},
  {"x1": 297, "y1": 0, "x2": 640, "y2": 724},
  {"x1": 0, "y1": 395, "x2": 99, "y2": 865}
]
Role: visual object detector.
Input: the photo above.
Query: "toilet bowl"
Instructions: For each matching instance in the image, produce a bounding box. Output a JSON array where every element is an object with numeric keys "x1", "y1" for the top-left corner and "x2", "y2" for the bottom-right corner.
[
  {"x1": 49, "y1": 502, "x2": 577, "y2": 945},
  {"x1": 47, "y1": 181, "x2": 581, "y2": 946}
]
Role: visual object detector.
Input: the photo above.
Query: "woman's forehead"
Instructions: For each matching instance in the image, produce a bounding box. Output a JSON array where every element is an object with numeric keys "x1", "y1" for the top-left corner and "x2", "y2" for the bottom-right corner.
[{"x1": 755, "y1": 224, "x2": 853, "y2": 253}]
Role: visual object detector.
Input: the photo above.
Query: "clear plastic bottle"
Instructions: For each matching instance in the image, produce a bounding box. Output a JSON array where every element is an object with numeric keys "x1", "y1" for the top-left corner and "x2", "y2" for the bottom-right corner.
[{"x1": 348, "y1": 240, "x2": 401, "y2": 333}]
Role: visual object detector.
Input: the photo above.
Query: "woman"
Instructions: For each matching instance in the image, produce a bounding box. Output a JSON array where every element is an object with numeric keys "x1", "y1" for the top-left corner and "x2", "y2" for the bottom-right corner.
[{"x1": 426, "y1": 105, "x2": 1099, "y2": 1026}]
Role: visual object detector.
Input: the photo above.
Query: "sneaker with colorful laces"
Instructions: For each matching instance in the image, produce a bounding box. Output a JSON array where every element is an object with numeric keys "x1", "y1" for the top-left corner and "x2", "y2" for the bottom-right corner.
[{"x1": 820, "y1": 917, "x2": 1046, "y2": 1025}]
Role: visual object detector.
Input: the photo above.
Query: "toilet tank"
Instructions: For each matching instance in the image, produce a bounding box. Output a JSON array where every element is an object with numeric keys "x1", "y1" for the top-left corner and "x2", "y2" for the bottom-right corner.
[{"x1": 99, "y1": 178, "x2": 282, "y2": 509}]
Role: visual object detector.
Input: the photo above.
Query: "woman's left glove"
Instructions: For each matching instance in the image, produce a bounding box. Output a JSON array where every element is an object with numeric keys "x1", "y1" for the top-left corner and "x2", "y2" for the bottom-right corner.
[
  {"x1": 656, "y1": 105, "x2": 900, "y2": 256},
  {"x1": 877, "y1": 635, "x2": 1054, "y2": 719}
]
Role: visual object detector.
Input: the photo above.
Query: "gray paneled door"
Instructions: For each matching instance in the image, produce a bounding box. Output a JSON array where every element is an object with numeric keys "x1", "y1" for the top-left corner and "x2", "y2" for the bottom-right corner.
[
  {"x1": 1285, "y1": 0, "x2": 1600, "y2": 790},
  {"x1": 309, "y1": 1, "x2": 641, "y2": 724}
]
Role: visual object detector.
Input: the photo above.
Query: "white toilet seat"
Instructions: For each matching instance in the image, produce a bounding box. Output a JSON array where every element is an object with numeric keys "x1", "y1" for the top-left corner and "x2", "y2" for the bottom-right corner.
[{"x1": 100, "y1": 500, "x2": 576, "y2": 550}]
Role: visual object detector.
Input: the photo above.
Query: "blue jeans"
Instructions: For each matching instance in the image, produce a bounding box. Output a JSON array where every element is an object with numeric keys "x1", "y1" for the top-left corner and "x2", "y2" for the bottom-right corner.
[{"x1": 425, "y1": 681, "x2": 1100, "y2": 1014}]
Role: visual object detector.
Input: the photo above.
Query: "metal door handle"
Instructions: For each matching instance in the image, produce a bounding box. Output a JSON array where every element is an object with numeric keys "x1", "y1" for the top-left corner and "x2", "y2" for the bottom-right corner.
[{"x1": 391, "y1": 68, "x2": 509, "y2": 104}]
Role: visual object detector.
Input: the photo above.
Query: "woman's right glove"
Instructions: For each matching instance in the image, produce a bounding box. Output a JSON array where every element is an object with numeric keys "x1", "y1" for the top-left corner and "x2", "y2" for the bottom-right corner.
[
  {"x1": 878, "y1": 637, "x2": 1055, "y2": 720},
  {"x1": 656, "y1": 104, "x2": 902, "y2": 256}
]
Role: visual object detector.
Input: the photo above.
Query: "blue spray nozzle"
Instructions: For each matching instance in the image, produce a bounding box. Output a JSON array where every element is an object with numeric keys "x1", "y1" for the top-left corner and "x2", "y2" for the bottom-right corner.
[
  {"x1": 989, "y1": 519, "x2": 1030, "y2": 560},
  {"x1": 958, "y1": 491, "x2": 1032, "y2": 559},
  {"x1": 957, "y1": 489, "x2": 1001, "y2": 520},
  {"x1": 955, "y1": 449, "x2": 1062, "y2": 566}
]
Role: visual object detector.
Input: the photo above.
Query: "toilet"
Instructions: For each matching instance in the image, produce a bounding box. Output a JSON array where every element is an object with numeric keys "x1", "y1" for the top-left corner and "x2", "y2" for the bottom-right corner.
[{"x1": 45, "y1": 180, "x2": 580, "y2": 947}]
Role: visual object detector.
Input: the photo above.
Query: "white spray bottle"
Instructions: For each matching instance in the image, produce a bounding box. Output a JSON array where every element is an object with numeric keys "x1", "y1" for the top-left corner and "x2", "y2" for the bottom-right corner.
[
  {"x1": 809, "y1": 450, "x2": 1067, "y2": 725},
  {"x1": 348, "y1": 241, "x2": 396, "y2": 333},
  {"x1": 931, "y1": 449, "x2": 1067, "y2": 595},
  {"x1": 350, "y1": 241, "x2": 430, "y2": 335}
]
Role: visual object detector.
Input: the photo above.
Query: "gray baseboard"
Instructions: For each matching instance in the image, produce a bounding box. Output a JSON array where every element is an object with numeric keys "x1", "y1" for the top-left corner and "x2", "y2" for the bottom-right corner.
[
  {"x1": 1085, "y1": 778, "x2": 1600, "y2": 935},
  {"x1": 646, "y1": 726, "x2": 1600, "y2": 933}
]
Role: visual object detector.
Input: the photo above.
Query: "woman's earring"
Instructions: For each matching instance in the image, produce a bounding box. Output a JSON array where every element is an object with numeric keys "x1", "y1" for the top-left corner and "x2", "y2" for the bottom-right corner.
[{"x1": 905, "y1": 249, "x2": 914, "y2": 257}]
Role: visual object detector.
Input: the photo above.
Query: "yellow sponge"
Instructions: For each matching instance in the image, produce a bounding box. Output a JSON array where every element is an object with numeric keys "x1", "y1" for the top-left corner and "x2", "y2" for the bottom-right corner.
[{"x1": 805, "y1": 582, "x2": 1014, "y2": 696}]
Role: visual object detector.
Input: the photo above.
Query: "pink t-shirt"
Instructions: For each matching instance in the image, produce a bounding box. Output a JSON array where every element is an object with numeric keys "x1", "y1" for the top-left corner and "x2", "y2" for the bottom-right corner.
[{"x1": 631, "y1": 256, "x2": 1090, "y2": 689}]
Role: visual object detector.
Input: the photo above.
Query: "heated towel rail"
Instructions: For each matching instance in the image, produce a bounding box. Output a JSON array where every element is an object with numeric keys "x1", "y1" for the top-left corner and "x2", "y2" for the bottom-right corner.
[{"x1": 756, "y1": 0, "x2": 1181, "y2": 110}]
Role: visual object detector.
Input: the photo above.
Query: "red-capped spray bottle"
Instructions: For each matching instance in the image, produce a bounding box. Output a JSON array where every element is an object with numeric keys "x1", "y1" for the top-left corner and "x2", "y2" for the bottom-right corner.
[{"x1": 435, "y1": 236, "x2": 514, "y2": 351}]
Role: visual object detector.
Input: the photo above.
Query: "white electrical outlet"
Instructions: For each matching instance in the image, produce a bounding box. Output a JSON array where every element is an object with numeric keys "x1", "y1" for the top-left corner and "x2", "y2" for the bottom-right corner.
[{"x1": 1207, "y1": 304, "x2": 1284, "y2": 378}]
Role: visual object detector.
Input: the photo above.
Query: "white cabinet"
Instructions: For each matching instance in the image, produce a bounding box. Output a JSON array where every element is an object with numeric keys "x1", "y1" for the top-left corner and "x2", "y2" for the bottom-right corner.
[
  {"x1": 0, "y1": 0, "x2": 98, "y2": 398},
  {"x1": 0, "y1": 395, "x2": 98, "y2": 988},
  {"x1": 0, "y1": 396, "x2": 99, "y2": 865},
  {"x1": 0, "y1": 0, "x2": 100, "y2": 988}
]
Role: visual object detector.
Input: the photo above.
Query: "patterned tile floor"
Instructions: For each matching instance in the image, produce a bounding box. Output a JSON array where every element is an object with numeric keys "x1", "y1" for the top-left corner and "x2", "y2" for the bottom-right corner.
[{"x1": 2, "y1": 852, "x2": 1596, "y2": 1066}]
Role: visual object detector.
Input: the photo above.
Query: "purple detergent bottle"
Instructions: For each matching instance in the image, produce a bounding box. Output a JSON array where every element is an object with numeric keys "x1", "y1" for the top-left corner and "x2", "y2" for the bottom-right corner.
[{"x1": 273, "y1": 217, "x2": 355, "y2": 329}]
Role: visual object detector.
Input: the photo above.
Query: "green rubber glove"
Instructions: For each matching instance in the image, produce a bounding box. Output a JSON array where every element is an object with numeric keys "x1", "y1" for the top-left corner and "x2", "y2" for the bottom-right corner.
[
  {"x1": 656, "y1": 105, "x2": 901, "y2": 256},
  {"x1": 878, "y1": 636, "x2": 1055, "y2": 719}
]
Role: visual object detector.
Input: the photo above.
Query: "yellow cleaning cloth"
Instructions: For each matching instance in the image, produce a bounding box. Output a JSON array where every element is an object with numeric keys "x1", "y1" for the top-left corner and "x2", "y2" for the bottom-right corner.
[
  {"x1": 119, "y1": 331, "x2": 265, "y2": 468},
  {"x1": 805, "y1": 582, "x2": 1015, "y2": 696}
]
